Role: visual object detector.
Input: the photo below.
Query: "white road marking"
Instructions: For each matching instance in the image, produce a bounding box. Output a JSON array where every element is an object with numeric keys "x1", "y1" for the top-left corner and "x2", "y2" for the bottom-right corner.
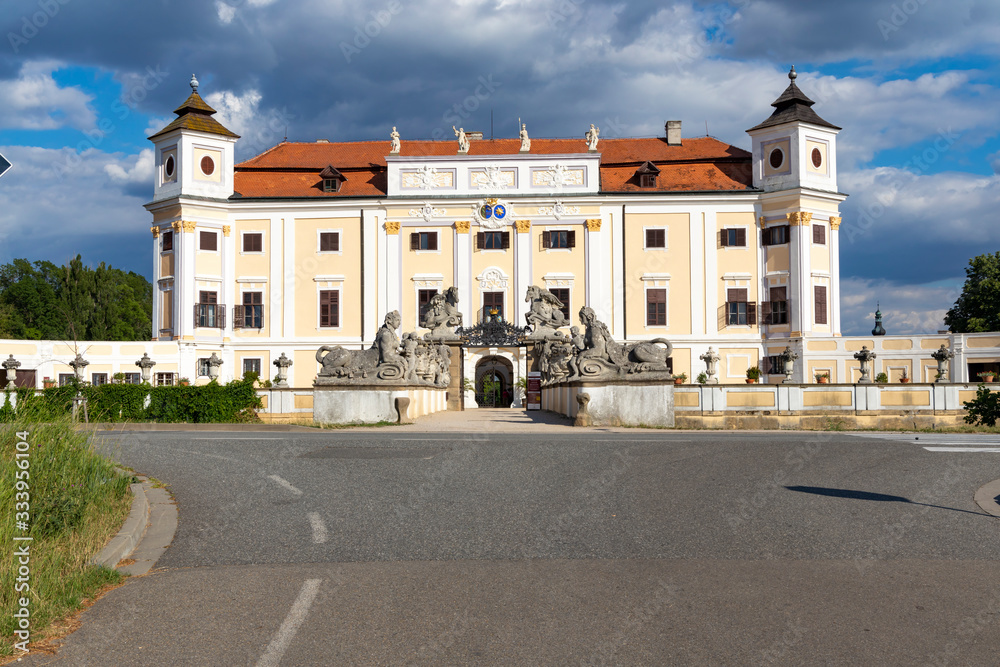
[
  {"x1": 191, "y1": 437, "x2": 286, "y2": 440},
  {"x1": 307, "y1": 512, "x2": 328, "y2": 544},
  {"x1": 924, "y1": 447, "x2": 1000, "y2": 453},
  {"x1": 595, "y1": 439, "x2": 693, "y2": 443},
  {"x1": 157, "y1": 446, "x2": 241, "y2": 463},
  {"x1": 268, "y1": 475, "x2": 303, "y2": 496},
  {"x1": 255, "y1": 578, "x2": 323, "y2": 667},
  {"x1": 851, "y1": 433, "x2": 1000, "y2": 447}
]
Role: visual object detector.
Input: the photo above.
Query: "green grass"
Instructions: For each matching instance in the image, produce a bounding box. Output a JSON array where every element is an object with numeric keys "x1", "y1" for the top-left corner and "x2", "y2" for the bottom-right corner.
[{"x1": 0, "y1": 415, "x2": 132, "y2": 658}]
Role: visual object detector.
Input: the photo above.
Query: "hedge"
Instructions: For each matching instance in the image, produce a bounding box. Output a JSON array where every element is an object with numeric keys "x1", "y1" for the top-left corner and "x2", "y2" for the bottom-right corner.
[{"x1": 0, "y1": 377, "x2": 262, "y2": 423}]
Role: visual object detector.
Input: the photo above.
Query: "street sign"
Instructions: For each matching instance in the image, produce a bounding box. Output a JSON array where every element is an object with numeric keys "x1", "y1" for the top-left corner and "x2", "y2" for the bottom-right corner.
[{"x1": 0, "y1": 153, "x2": 11, "y2": 180}]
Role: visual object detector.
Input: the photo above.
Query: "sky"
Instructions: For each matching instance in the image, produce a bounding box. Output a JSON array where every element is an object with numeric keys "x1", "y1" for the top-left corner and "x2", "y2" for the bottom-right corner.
[{"x1": 1, "y1": 0, "x2": 998, "y2": 336}]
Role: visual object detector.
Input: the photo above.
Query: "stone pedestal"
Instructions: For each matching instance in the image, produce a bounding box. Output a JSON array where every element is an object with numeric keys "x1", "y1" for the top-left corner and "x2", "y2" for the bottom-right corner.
[
  {"x1": 445, "y1": 342, "x2": 463, "y2": 411},
  {"x1": 314, "y1": 386, "x2": 408, "y2": 425},
  {"x1": 543, "y1": 380, "x2": 675, "y2": 427}
]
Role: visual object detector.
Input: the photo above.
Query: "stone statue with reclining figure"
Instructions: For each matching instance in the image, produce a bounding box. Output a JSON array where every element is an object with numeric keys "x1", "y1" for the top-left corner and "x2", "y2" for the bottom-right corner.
[
  {"x1": 421, "y1": 286, "x2": 463, "y2": 339},
  {"x1": 564, "y1": 306, "x2": 673, "y2": 381},
  {"x1": 524, "y1": 285, "x2": 568, "y2": 339},
  {"x1": 315, "y1": 311, "x2": 410, "y2": 383}
]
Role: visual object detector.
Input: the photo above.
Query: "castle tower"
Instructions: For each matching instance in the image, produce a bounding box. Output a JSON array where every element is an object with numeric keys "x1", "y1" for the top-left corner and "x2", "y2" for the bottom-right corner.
[{"x1": 747, "y1": 67, "x2": 846, "y2": 347}]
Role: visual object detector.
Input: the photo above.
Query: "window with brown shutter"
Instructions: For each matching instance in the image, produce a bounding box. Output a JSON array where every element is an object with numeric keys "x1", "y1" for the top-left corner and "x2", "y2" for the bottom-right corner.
[
  {"x1": 646, "y1": 229, "x2": 666, "y2": 249},
  {"x1": 320, "y1": 290, "x2": 340, "y2": 327},
  {"x1": 411, "y1": 231, "x2": 438, "y2": 251},
  {"x1": 243, "y1": 233, "x2": 263, "y2": 253},
  {"x1": 812, "y1": 224, "x2": 826, "y2": 245},
  {"x1": 319, "y1": 232, "x2": 339, "y2": 252},
  {"x1": 544, "y1": 230, "x2": 573, "y2": 249},
  {"x1": 767, "y1": 286, "x2": 788, "y2": 325},
  {"x1": 815, "y1": 286, "x2": 828, "y2": 325},
  {"x1": 501, "y1": 231, "x2": 510, "y2": 249},
  {"x1": 478, "y1": 231, "x2": 507, "y2": 250},
  {"x1": 162, "y1": 231, "x2": 173, "y2": 252},
  {"x1": 720, "y1": 228, "x2": 747, "y2": 247},
  {"x1": 550, "y1": 288, "x2": 570, "y2": 321},
  {"x1": 646, "y1": 288, "x2": 666, "y2": 326},
  {"x1": 483, "y1": 292, "x2": 504, "y2": 321},
  {"x1": 200, "y1": 230, "x2": 218, "y2": 251},
  {"x1": 763, "y1": 225, "x2": 789, "y2": 246},
  {"x1": 726, "y1": 288, "x2": 749, "y2": 326}
]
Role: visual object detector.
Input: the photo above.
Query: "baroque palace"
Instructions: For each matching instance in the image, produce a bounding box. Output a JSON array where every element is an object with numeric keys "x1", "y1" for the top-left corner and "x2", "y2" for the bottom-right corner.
[{"x1": 3, "y1": 69, "x2": 997, "y2": 411}]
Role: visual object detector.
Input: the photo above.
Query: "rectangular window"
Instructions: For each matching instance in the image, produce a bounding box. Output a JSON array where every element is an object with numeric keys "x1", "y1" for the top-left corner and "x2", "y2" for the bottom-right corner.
[
  {"x1": 767, "y1": 286, "x2": 788, "y2": 325},
  {"x1": 418, "y1": 289, "x2": 438, "y2": 323},
  {"x1": 645, "y1": 229, "x2": 666, "y2": 249},
  {"x1": 319, "y1": 290, "x2": 340, "y2": 327},
  {"x1": 726, "y1": 288, "x2": 756, "y2": 326},
  {"x1": 646, "y1": 288, "x2": 667, "y2": 326},
  {"x1": 91, "y1": 373, "x2": 108, "y2": 386},
  {"x1": 195, "y1": 290, "x2": 223, "y2": 328},
  {"x1": 763, "y1": 225, "x2": 789, "y2": 246},
  {"x1": 812, "y1": 224, "x2": 826, "y2": 245},
  {"x1": 765, "y1": 355, "x2": 785, "y2": 376},
  {"x1": 155, "y1": 372, "x2": 175, "y2": 387},
  {"x1": 477, "y1": 231, "x2": 509, "y2": 250},
  {"x1": 123, "y1": 372, "x2": 141, "y2": 385},
  {"x1": 319, "y1": 232, "x2": 340, "y2": 252},
  {"x1": 483, "y1": 291, "x2": 504, "y2": 321},
  {"x1": 58, "y1": 373, "x2": 74, "y2": 387},
  {"x1": 410, "y1": 231, "x2": 438, "y2": 251},
  {"x1": 235, "y1": 292, "x2": 263, "y2": 329},
  {"x1": 542, "y1": 230, "x2": 575, "y2": 249},
  {"x1": 243, "y1": 233, "x2": 263, "y2": 253},
  {"x1": 197, "y1": 358, "x2": 211, "y2": 377},
  {"x1": 200, "y1": 230, "x2": 218, "y2": 251},
  {"x1": 720, "y1": 228, "x2": 747, "y2": 247},
  {"x1": 162, "y1": 231, "x2": 173, "y2": 252},
  {"x1": 550, "y1": 288, "x2": 571, "y2": 322},
  {"x1": 243, "y1": 358, "x2": 261, "y2": 378},
  {"x1": 815, "y1": 285, "x2": 828, "y2": 325}
]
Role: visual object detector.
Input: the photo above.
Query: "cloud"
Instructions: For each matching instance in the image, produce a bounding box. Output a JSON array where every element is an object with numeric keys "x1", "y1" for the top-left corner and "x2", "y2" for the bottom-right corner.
[
  {"x1": 840, "y1": 276, "x2": 960, "y2": 336},
  {"x1": 0, "y1": 60, "x2": 95, "y2": 131},
  {"x1": 105, "y1": 147, "x2": 154, "y2": 187},
  {"x1": 204, "y1": 88, "x2": 295, "y2": 159}
]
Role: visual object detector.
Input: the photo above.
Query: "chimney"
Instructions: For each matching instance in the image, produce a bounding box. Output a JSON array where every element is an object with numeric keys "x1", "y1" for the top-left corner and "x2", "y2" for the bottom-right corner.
[{"x1": 666, "y1": 120, "x2": 682, "y2": 146}]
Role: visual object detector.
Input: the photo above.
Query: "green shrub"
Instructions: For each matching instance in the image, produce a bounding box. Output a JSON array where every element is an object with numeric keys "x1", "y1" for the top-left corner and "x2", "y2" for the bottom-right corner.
[{"x1": 964, "y1": 384, "x2": 1000, "y2": 427}]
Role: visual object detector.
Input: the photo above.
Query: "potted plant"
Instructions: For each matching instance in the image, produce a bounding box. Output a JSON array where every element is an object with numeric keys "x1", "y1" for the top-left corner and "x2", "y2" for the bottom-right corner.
[
  {"x1": 112, "y1": 371, "x2": 126, "y2": 384},
  {"x1": 42, "y1": 377, "x2": 55, "y2": 389},
  {"x1": 178, "y1": 377, "x2": 191, "y2": 386},
  {"x1": 978, "y1": 371, "x2": 996, "y2": 383},
  {"x1": 696, "y1": 372, "x2": 708, "y2": 385},
  {"x1": 745, "y1": 366, "x2": 761, "y2": 384},
  {"x1": 899, "y1": 368, "x2": 910, "y2": 384},
  {"x1": 673, "y1": 373, "x2": 687, "y2": 385},
  {"x1": 815, "y1": 372, "x2": 830, "y2": 384},
  {"x1": 874, "y1": 372, "x2": 888, "y2": 384}
]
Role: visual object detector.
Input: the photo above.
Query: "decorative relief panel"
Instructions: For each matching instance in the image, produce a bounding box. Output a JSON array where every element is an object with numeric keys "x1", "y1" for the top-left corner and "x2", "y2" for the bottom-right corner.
[
  {"x1": 401, "y1": 166, "x2": 455, "y2": 190},
  {"x1": 470, "y1": 166, "x2": 516, "y2": 191},
  {"x1": 409, "y1": 204, "x2": 445, "y2": 222},
  {"x1": 531, "y1": 165, "x2": 586, "y2": 188},
  {"x1": 537, "y1": 201, "x2": 580, "y2": 220},
  {"x1": 477, "y1": 267, "x2": 509, "y2": 291}
]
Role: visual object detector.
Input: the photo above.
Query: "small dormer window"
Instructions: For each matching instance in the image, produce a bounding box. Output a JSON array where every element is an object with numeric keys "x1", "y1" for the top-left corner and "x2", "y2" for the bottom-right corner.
[
  {"x1": 636, "y1": 161, "x2": 661, "y2": 188},
  {"x1": 319, "y1": 165, "x2": 346, "y2": 193}
]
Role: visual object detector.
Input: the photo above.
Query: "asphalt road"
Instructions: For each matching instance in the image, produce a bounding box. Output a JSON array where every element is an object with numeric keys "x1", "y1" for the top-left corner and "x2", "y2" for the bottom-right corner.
[{"x1": 20, "y1": 426, "x2": 1000, "y2": 666}]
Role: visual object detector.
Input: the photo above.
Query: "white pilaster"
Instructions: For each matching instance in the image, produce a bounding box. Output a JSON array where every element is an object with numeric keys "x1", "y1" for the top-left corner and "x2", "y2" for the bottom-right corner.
[
  {"x1": 385, "y1": 224, "x2": 401, "y2": 314},
  {"x1": 151, "y1": 232, "x2": 161, "y2": 338},
  {"x1": 179, "y1": 224, "x2": 196, "y2": 338},
  {"x1": 514, "y1": 222, "x2": 532, "y2": 325},
  {"x1": 590, "y1": 215, "x2": 613, "y2": 325},
  {"x1": 689, "y1": 210, "x2": 706, "y2": 335},
  {"x1": 282, "y1": 217, "x2": 295, "y2": 339},
  {"x1": 221, "y1": 225, "x2": 235, "y2": 342},
  {"x1": 269, "y1": 216, "x2": 283, "y2": 339},
  {"x1": 830, "y1": 221, "x2": 841, "y2": 335},
  {"x1": 703, "y1": 211, "x2": 719, "y2": 335},
  {"x1": 455, "y1": 225, "x2": 473, "y2": 326},
  {"x1": 611, "y1": 209, "x2": 624, "y2": 339},
  {"x1": 363, "y1": 211, "x2": 380, "y2": 343}
]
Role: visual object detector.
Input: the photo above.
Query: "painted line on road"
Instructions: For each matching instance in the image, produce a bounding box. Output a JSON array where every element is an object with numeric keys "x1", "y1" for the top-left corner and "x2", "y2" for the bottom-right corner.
[
  {"x1": 255, "y1": 578, "x2": 323, "y2": 667},
  {"x1": 307, "y1": 512, "x2": 328, "y2": 544},
  {"x1": 191, "y1": 437, "x2": 287, "y2": 441},
  {"x1": 924, "y1": 447, "x2": 1000, "y2": 453},
  {"x1": 158, "y1": 446, "x2": 242, "y2": 463},
  {"x1": 268, "y1": 475, "x2": 303, "y2": 496},
  {"x1": 594, "y1": 439, "x2": 693, "y2": 443}
]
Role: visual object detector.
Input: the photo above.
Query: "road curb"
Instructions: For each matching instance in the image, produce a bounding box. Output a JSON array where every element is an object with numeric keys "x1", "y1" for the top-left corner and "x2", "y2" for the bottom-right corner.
[
  {"x1": 974, "y1": 478, "x2": 1000, "y2": 518},
  {"x1": 80, "y1": 422, "x2": 320, "y2": 432},
  {"x1": 91, "y1": 479, "x2": 148, "y2": 569}
]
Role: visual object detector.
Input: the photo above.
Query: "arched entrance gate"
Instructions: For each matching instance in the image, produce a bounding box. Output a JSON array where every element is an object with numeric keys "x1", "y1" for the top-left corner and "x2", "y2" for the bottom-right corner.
[{"x1": 457, "y1": 315, "x2": 529, "y2": 409}]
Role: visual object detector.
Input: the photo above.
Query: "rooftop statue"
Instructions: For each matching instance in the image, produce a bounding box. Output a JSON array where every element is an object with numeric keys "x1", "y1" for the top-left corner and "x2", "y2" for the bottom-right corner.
[
  {"x1": 389, "y1": 126, "x2": 400, "y2": 154},
  {"x1": 421, "y1": 286, "x2": 463, "y2": 339},
  {"x1": 454, "y1": 126, "x2": 470, "y2": 152},
  {"x1": 585, "y1": 123, "x2": 600, "y2": 151},
  {"x1": 520, "y1": 123, "x2": 530, "y2": 152}
]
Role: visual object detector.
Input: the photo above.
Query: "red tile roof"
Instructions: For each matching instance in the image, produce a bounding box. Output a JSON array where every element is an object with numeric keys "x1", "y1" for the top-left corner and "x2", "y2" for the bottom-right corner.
[{"x1": 233, "y1": 136, "x2": 752, "y2": 198}]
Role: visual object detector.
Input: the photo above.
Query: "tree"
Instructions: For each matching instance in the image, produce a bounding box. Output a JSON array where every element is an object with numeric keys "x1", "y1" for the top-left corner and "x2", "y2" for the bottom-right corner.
[{"x1": 945, "y1": 252, "x2": 1000, "y2": 333}]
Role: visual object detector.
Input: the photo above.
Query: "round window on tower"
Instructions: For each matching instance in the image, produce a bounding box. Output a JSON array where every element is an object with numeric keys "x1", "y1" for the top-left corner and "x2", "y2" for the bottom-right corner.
[
  {"x1": 200, "y1": 156, "x2": 215, "y2": 176},
  {"x1": 811, "y1": 147, "x2": 823, "y2": 169},
  {"x1": 768, "y1": 147, "x2": 784, "y2": 170},
  {"x1": 164, "y1": 155, "x2": 175, "y2": 178}
]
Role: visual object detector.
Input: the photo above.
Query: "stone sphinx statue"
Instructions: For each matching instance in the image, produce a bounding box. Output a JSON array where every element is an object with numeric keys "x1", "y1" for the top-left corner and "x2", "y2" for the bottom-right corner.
[
  {"x1": 315, "y1": 311, "x2": 451, "y2": 388},
  {"x1": 421, "y1": 286, "x2": 463, "y2": 339},
  {"x1": 524, "y1": 285, "x2": 568, "y2": 338},
  {"x1": 538, "y1": 306, "x2": 673, "y2": 383}
]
